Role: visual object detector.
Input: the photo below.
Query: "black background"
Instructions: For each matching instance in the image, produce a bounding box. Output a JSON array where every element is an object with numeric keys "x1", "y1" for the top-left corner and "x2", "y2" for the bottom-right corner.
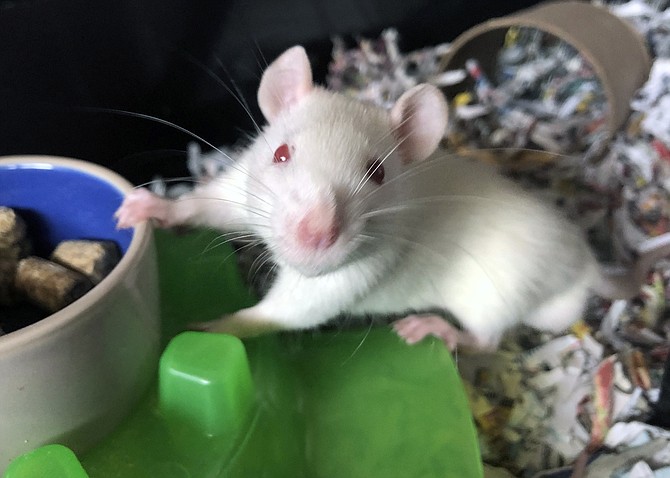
[{"x1": 0, "y1": 0, "x2": 539, "y2": 184}]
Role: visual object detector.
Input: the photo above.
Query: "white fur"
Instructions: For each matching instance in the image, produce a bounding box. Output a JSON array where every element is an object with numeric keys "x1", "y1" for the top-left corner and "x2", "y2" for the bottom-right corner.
[
  {"x1": 349, "y1": 155, "x2": 600, "y2": 345},
  {"x1": 115, "y1": 46, "x2": 643, "y2": 346}
]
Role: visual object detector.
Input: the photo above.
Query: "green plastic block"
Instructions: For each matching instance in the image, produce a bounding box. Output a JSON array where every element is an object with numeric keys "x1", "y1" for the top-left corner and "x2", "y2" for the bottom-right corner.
[
  {"x1": 159, "y1": 331, "x2": 255, "y2": 438},
  {"x1": 4, "y1": 444, "x2": 88, "y2": 478},
  {"x1": 48, "y1": 231, "x2": 480, "y2": 477}
]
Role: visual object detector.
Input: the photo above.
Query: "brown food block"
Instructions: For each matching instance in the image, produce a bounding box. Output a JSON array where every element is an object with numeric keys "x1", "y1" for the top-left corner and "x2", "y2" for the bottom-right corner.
[
  {"x1": 0, "y1": 207, "x2": 27, "y2": 249},
  {"x1": 51, "y1": 240, "x2": 121, "y2": 284},
  {"x1": 15, "y1": 257, "x2": 93, "y2": 313},
  {"x1": 0, "y1": 241, "x2": 31, "y2": 262},
  {"x1": 0, "y1": 259, "x2": 19, "y2": 306}
]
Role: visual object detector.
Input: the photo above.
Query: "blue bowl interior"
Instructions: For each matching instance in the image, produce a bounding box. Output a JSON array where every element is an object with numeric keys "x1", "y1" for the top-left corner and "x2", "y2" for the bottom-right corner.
[{"x1": 0, "y1": 162, "x2": 132, "y2": 256}]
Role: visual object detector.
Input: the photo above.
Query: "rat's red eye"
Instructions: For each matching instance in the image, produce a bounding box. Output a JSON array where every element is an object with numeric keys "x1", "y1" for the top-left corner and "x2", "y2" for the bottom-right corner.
[
  {"x1": 273, "y1": 143, "x2": 291, "y2": 164},
  {"x1": 366, "y1": 159, "x2": 385, "y2": 185}
]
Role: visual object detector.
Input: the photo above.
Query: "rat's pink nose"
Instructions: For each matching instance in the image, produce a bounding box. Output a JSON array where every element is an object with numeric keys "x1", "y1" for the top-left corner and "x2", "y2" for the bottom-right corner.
[{"x1": 296, "y1": 205, "x2": 340, "y2": 250}]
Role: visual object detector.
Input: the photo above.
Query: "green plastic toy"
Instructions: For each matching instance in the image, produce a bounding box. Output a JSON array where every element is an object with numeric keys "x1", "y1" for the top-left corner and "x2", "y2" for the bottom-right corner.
[{"x1": 4, "y1": 230, "x2": 482, "y2": 478}]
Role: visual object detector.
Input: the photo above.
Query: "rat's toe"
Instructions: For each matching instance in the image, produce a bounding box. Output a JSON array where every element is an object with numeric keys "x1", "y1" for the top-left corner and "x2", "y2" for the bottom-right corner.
[{"x1": 393, "y1": 314, "x2": 461, "y2": 350}]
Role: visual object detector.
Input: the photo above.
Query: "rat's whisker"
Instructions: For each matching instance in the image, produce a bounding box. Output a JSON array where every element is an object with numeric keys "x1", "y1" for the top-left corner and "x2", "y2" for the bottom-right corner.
[
  {"x1": 211, "y1": 57, "x2": 263, "y2": 136},
  {"x1": 176, "y1": 47, "x2": 267, "y2": 142},
  {"x1": 351, "y1": 136, "x2": 407, "y2": 197},
  {"x1": 208, "y1": 237, "x2": 266, "y2": 266},
  {"x1": 171, "y1": 195, "x2": 272, "y2": 221},
  {"x1": 78, "y1": 106, "x2": 277, "y2": 201},
  {"x1": 133, "y1": 176, "x2": 202, "y2": 190},
  {"x1": 340, "y1": 320, "x2": 374, "y2": 365},
  {"x1": 351, "y1": 151, "x2": 444, "y2": 211},
  {"x1": 118, "y1": 148, "x2": 187, "y2": 164},
  {"x1": 203, "y1": 232, "x2": 260, "y2": 253},
  {"x1": 249, "y1": 248, "x2": 276, "y2": 280},
  {"x1": 359, "y1": 194, "x2": 520, "y2": 220},
  {"x1": 77, "y1": 107, "x2": 230, "y2": 160}
]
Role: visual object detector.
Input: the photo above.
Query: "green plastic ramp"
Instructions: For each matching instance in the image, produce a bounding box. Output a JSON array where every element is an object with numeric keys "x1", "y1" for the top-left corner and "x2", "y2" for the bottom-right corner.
[{"x1": 4, "y1": 230, "x2": 482, "y2": 478}]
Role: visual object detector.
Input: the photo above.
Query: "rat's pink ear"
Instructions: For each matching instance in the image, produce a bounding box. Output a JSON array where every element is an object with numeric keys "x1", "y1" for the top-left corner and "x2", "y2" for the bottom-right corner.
[
  {"x1": 390, "y1": 84, "x2": 448, "y2": 163},
  {"x1": 257, "y1": 46, "x2": 314, "y2": 123}
]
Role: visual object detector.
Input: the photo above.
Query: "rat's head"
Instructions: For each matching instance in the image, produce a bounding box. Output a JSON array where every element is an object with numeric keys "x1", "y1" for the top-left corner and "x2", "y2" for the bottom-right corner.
[{"x1": 246, "y1": 46, "x2": 447, "y2": 276}]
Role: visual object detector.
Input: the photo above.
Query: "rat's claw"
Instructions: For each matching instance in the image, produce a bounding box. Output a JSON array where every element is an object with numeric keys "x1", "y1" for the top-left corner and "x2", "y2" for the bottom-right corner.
[{"x1": 114, "y1": 188, "x2": 170, "y2": 229}]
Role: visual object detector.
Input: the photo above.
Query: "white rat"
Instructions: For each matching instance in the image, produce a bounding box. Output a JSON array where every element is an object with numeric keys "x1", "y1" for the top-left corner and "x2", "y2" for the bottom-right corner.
[{"x1": 116, "y1": 45, "x2": 670, "y2": 350}]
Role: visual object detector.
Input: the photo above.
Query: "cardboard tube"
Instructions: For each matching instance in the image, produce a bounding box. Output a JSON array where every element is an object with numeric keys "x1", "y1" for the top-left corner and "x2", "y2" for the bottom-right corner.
[{"x1": 441, "y1": 1, "x2": 652, "y2": 139}]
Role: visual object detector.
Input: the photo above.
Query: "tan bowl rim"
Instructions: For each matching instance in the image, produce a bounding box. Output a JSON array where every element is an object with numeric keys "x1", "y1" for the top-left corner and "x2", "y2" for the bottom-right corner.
[{"x1": 0, "y1": 155, "x2": 150, "y2": 353}]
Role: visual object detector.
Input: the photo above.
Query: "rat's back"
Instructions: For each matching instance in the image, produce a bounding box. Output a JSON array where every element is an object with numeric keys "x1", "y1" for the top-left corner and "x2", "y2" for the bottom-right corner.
[{"x1": 352, "y1": 153, "x2": 599, "y2": 346}]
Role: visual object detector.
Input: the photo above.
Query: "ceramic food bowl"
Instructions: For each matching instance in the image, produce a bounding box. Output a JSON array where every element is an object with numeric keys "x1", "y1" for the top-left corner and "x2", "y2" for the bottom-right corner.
[{"x1": 0, "y1": 156, "x2": 160, "y2": 472}]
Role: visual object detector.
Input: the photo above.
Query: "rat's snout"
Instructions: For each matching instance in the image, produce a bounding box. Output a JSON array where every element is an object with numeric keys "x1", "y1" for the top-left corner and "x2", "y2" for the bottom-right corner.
[{"x1": 296, "y1": 202, "x2": 341, "y2": 250}]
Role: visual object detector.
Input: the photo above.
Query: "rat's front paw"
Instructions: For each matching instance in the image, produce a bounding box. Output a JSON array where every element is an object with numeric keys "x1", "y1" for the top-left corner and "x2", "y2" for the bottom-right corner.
[{"x1": 115, "y1": 188, "x2": 171, "y2": 229}]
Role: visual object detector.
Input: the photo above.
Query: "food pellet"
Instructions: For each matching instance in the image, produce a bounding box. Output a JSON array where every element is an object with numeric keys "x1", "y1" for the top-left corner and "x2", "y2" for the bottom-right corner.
[
  {"x1": 0, "y1": 206, "x2": 27, "y2": 248},
  {"x1": 15, "y1": 257, "x2": 93, "y2": 313},
  {"x1": 51, "y1": 240, "x2": 121, "y2": 284},
  {"x1": 0, "y1": 261, "x2": 18, "y2": 306},
  {"x1": 0, "y1": 207, "x2": 122, "y2": 332},
  {"x1": 0, "y1": 207, "x2": 31, "y2": 306}
]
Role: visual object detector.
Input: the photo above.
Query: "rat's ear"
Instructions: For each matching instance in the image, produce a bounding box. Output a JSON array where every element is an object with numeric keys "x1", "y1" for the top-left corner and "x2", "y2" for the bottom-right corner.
[
  {"x1": 257, "y1": 46, "x2": 314, "y2": 123},
  {"x1": 390, "y1": 84, "x2": 448, "y2": 163}
]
